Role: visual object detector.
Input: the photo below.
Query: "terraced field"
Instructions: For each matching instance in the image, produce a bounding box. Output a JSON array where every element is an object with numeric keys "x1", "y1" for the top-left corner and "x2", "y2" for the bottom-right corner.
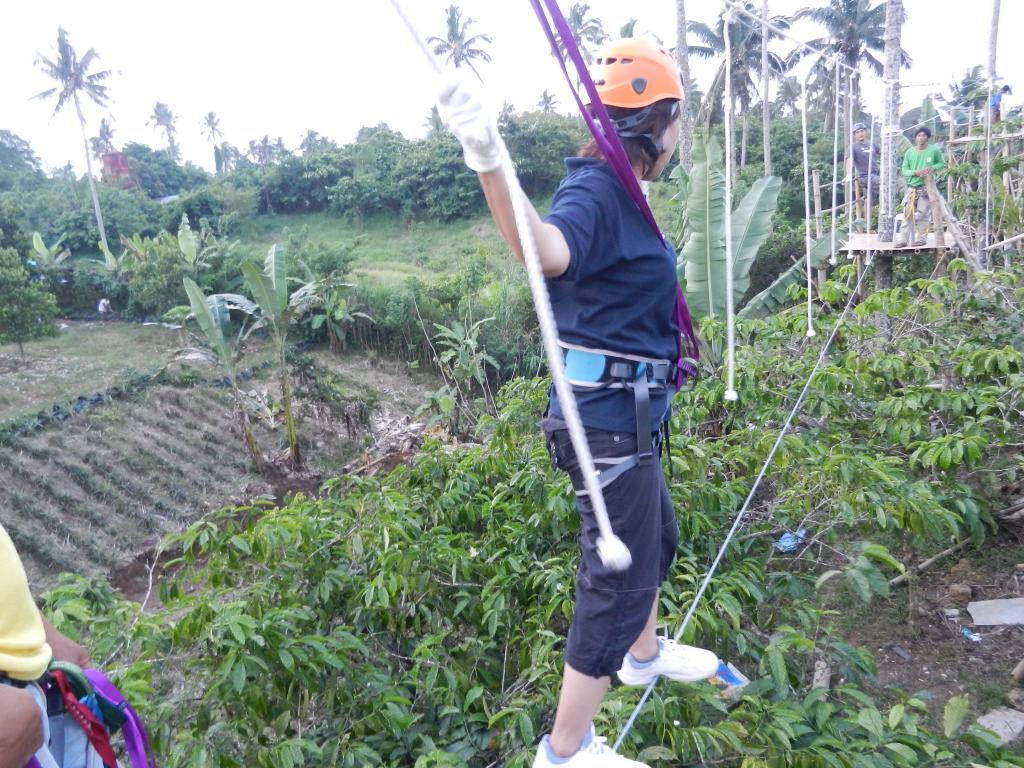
[{"x1": 0, "y1": 385, "x2": 275, "y2": 588}]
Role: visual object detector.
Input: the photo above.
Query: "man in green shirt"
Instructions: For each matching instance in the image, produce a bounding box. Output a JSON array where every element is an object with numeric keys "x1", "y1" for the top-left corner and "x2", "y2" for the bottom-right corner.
[{"x1": 895, "y1": 127, "x2": 944, "y2": 247}]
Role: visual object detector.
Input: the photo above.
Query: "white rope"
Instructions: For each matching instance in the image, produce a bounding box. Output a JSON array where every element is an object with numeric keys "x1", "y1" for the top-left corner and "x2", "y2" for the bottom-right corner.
[
  {"x1": 801, "y1": 77, "x2": 816, "y2": 338},
  {"x1": 847, "y1": 72, "x2": 856, "y2": 240},
  {"x1": 723, "y1": 12, "x2": 738, "y2": 402},
  {"x1": 386, "y1": 0, "x2": 633, "y2": 571},
  {"x1": 829, "y1": 64, "x2": 841, "y2": 266},
  {"x1": 984, "y1": 81, "x2": 994, "y2": 262}
]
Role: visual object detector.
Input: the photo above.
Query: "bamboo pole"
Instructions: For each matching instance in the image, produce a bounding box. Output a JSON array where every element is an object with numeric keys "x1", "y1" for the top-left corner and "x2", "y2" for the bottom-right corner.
[
  {"x1": 812, "y1": 169, "x2": 827, "y2": 293},
  {"x1": 925, "y1": 174, "x2": 946, "y2": 264}
]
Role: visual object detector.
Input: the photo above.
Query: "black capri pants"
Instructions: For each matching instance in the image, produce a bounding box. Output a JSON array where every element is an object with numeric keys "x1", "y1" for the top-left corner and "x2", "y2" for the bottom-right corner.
[{"x1": 542, "y1": 419, "x2": 679, "y2": 678}]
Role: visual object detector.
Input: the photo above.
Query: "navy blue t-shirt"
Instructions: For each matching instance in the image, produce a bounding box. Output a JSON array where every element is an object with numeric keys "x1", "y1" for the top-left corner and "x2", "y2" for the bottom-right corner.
[{"x1": 543, "y1": 157, "x2": 679, "y2": 434}]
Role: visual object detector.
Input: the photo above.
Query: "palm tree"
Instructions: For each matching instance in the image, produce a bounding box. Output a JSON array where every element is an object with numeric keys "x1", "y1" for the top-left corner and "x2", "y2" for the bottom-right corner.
[
  {"x1": 793, "y1": 0, "x2": 911, "y2": 116},
  {"x1": 424, "y1": 107, "x2": 445, "y2": 136},
  {"x1": 427, "y1": 5, "x2": 492, "y2": 81},
  {"x1": 689, "y1": 5, "x2": 789, "y2": 168},
  {"x1": 498, "y1": 101, "x2": 515, "y2": 130},
  {"x1": 557, "y1": 4, "x2": 608, "y2": 65},
  {"x1": 33, "y1": 27, "x2": 114, "y2": 253},
  {"x1": 878, "y1": 0, "x2": 906, "y2": 249},
  {"x1": 620, "y1": 18, "x2": 638, "y2": 38},
  {"x1": 249, "y1": 135, "x2": 274, "y2": 166},
  {"x1": 148, "y1": 101, "x2": 179, "y2": 160},
  {"x1": 774, "y1": 75, "x2": 802, "y2": 116},
  {"x1": 537, "y1": 90, "x2": 559, "y2": 114},
  {"x1": 218, "y1": 142, "x2": 241, "y2": 172},
  {"x1": 676, "y1": 0, "x2": 695, "y2": 168},
  {"x1": 202, "y1": 111, "x2": 222, "y2": 143},
  {"x1": 944, "y1": 66, "x2": 987, "y2": 111},
  {"x1": 203, "y1": 111, "x2": 223, "y2": 172},
  {"x1": 89, "y1": 117, "x2": 115, "y2": 160}
]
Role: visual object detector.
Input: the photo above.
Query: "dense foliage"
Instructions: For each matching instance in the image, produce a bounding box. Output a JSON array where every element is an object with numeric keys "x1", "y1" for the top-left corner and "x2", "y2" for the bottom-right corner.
[
  {"x1": 0, "y1": 246, "x2": 58, "y2": 352},
  {"x1": 45, "y1": 263, "x2": 1024, "y2": 767}
]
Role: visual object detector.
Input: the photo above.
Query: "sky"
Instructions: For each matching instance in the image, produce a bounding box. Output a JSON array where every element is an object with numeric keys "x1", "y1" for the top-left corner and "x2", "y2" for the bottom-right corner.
[{"x1": 2, "y1": 0, "x2": 1021, "y2": 175}]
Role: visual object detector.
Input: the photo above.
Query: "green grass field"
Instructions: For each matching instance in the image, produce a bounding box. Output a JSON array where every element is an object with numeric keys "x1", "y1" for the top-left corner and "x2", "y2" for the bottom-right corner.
[
  {"x1": 243, "y1": 211, "x2": 512, "y2": 283},
  {"x1": 0, "y1": 322, "x2": 185, "y2": 421},
  {"x1": 0, "y1": 322, "x2": 276, "y2": 423},
  {"x1": 241, "y1": 182, "x2": 679, "y2": 287}
]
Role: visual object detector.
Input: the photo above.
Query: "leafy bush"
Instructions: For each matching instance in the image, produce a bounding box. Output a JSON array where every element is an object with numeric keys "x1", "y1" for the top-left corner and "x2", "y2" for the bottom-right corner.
[
  {"x1": 20, "y1": 181, "x2": 162, "y2": 255},
  {"x1": 121, "y1": 143, "x2": 209, "y2": 199},
  {"x1": 42, "y1": 265, "x2": 1024, "y2": 767},
  {"x1": 0, "y1": 246, "x2": 59, "y2": 351},
  {"x1": 125, "y1": 243, "x2": 191, "y2": 318}
]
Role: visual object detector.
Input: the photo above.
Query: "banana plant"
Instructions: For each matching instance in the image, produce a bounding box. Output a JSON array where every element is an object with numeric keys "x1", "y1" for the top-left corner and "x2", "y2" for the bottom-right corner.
[
  {"x1": 182, "y1": 277, "x2": 266, "y2": 474},
  {"x1": 31, "y1": 232, "x2": 71, "y2": 269},
  {"x1": 677, "y1": 135, "x2": 782, "y2": 319},
  {"x1": 737, "y1": 232, "x2": 849, "y2": 319},
  {"x1": 242, "y1": 245, "x2": 318, "y2": 466},
  {"x1": 30, "y1": 232, "x2": 71, "y2": 291},
  {"x1": 307, "y1": 278, "x2": 374, "y2": 353}
]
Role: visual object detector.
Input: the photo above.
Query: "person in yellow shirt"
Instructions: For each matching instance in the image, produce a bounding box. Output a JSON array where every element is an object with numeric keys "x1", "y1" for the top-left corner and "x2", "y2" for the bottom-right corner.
[{"x1": 0, "y1": 523, "x2": 91, "y2": 764}]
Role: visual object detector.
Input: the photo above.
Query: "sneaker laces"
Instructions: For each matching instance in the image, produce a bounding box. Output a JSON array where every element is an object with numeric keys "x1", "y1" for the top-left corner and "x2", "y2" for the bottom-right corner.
[{"x1": 581, "y1": 734, "x2": 614, "y2": 755}]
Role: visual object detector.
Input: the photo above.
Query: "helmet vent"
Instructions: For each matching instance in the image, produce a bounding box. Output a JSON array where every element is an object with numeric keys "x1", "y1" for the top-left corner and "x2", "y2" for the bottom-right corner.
[
  {"x1": 631, "y1": 77, "x2": 647, "y2": 95},
  {"x1": 621, "y1": 58, "x2": 634, "y2": 64}
]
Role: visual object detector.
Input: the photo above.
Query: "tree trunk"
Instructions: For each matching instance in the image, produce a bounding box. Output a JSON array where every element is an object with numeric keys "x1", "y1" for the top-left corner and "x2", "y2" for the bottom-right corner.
[
  {"x1": 675, "y1": 0, "x2": 695, "y2": 168},
  {"x1": 74, "y1": 93, "x2": 109, "y2": 254},
  {"x1": 988, "y1": 0, "x2": 1000, "y2": 89},
  {"x1": 740, "y1": 112, "x2": 749, "y2": 167},
  {"x1": 279, "y1": 341, "x2": 301, "y2": 465},
  {"x1": 761, "y1": 0, "x2": 771, "y2": 177},
  {"x1": 985, "y1": 0, "x2": 1000, "y2": 265},
  {"x1": 878, "y1": 0, "x2": 905, "y2": 243}
]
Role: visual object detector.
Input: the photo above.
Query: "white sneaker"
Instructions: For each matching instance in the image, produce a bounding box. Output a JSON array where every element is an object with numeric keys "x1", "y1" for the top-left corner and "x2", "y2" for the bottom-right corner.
[
  {"x1": 617, "y1": 637, "x2": 719, "y2": 686},
  {"x1": 533, "y1": 727, "x2": 648, "y2": 767}
]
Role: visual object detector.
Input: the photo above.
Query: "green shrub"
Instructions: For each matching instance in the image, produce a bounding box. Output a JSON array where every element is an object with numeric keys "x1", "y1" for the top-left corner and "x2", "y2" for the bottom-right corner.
[{"x1": 0, "y1": 246, "x2": 58, "y2": 351}]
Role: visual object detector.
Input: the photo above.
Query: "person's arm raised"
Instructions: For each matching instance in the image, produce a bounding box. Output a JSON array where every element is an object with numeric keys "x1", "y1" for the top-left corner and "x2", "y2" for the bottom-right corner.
[{"x1": 438, "y1": 77, "x2": 570, "y2": 278}]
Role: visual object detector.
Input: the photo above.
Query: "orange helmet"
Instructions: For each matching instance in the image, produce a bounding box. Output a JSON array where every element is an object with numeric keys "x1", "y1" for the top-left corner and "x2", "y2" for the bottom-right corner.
[{"x1": 591, "y1": 39, "x2": 685, "y2": 109}]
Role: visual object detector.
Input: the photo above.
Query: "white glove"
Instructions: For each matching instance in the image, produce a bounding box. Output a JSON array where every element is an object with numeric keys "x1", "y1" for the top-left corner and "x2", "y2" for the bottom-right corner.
[{"x1": 437, "y1": 76, "x2": 502, "y2": 174}]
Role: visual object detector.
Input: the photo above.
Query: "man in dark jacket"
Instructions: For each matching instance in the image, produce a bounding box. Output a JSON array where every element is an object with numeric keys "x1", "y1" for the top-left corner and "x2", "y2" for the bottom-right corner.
[{"x1": 849, "y1": 122, "x2": 880, "y2": 202}]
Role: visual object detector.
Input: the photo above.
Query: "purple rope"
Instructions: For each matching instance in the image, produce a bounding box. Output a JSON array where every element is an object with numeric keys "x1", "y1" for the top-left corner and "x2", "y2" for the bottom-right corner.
[
  {"x1": 84, "y1": 669, "x2": 156, "y2": 768},
  {"x1": 527, "y1": 0, "x2": 699, "y2": 383}
]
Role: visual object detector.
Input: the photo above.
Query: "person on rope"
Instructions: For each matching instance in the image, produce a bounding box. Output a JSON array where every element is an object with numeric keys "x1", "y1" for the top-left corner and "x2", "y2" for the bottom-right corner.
[
  {"x1": 849, "y1": 122, "x2": 880, "y2": 208},
  {"x1": 0, "y1": 523, "x2": 94, "y2": 766},
  {"x1": 895, "y1": 127, "x2": 944, "y2": 248},
  {"x1": 438, "y1": 38, "x2": 719, "y2": 768}
]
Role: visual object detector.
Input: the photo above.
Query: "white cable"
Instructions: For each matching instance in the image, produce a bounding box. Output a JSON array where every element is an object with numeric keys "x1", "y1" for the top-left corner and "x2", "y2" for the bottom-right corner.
[
  {"x1": 847, "y1": 72, "x2": 855, "y2": 242},
  {"x1": 387, "y1": 0, "x2": 632, "y2": 571},
  {"x1": 801, "y1": 77, "x2": 816, "y2": 338},
  {"x1": 829, "y1": 63, "x2": 841, "y2": 266},
  {"x1": 723, "y1": 13, "x2": 738, "y2": 402},
  {"x1": 984, "y1": 81, "x2": 994, "y2": 258}
]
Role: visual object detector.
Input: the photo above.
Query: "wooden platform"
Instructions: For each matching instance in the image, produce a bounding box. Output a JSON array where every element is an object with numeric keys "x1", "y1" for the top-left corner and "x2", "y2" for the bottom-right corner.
[{"x1": 843, "y1": 231, "x2": 956, "y2": 252}]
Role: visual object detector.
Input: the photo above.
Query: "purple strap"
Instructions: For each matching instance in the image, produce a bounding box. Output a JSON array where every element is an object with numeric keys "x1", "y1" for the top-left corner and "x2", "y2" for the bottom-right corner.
[
  {"x1": 528, "y1": 0, "x2": 699, "y2": 386},
  {"x1": 26, "y1": 760, "x2": 43, "y2": 768},
  {"x1": 83, "y1": 668, "x2": 156, "y2": 768}
]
